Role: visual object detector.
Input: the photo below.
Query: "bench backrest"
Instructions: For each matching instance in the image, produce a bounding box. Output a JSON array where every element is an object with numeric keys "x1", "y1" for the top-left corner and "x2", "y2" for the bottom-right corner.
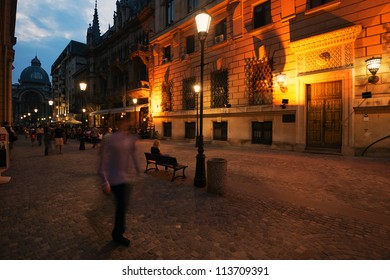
[
  {"x1": 145, "y1": 152, "x2": 156, "y2": 161},
  {"x1": 145, "y1": 152, "x2": 178, "y2": 166}
]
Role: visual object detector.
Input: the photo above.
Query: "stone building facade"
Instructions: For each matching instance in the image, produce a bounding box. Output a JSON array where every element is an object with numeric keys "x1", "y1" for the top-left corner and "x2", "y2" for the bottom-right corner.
[
  {"x1": 80, "y1": 0, "x2": 154, "y2": 130},
  {"x1": 51, "y1": 40, "x2": 87, "y2": 123},
  {"x1": 0, "y1": 0, "x2": 17, "y2": 124},
  {"x1": 148, "y1": 0, "x2": 390, "y2": 156}
]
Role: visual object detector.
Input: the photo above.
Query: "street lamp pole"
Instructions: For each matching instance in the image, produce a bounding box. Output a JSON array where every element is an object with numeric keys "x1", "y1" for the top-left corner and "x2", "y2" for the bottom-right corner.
[
  {"x1": 133, "y1": 98, "x2": 138, "y2": 131},
  {"x1": 194, "y1": 10, "x2": 211, "y2": 188},
  {"x1": 48, "y1": 100, "x2": 53, "y2": 124},
  {"x1": 193, "y1": 84, "x2": 200, "y2": 147},
  {"x1": 79, "y1": 82, "x2": 87, "y2": 150}
]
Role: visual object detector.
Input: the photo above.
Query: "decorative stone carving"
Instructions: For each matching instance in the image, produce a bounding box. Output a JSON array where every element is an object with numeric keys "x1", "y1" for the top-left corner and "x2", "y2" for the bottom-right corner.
[{"x1": 290, "y1": 25, "x2": 362, "y2": 74}]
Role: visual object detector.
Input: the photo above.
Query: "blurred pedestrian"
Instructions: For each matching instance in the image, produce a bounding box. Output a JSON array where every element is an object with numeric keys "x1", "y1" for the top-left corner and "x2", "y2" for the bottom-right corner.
[
  {"x1": 98, "y1": 119, "x2": 140, "y2": 246},
  {"x1": 54, "y1": 123, "x2": 64, "y2": 154},
  {"x1": 103, "y1": 127, "x2": 113, "y2": 141},
  {"x1": 2, "y1": 122, "x2": 17, "y2": 155},
  {"x1": 36, "y1": 125, "x2": 44, "y2": 146},
  {"x1": 90, "y1": 126, "x2": 99, "y2": 148},
  {"x1": 44, "y1": 126, "x2": 52, "y2": 156},
  {"x1": 30, "y1": 128, "x2": 36, "y2": 147}
]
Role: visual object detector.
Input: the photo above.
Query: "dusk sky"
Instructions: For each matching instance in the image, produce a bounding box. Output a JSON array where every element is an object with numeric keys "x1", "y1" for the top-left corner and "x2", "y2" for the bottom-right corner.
[{"x1": 12, "y1": 0, "x2": 117, "y2": 84}]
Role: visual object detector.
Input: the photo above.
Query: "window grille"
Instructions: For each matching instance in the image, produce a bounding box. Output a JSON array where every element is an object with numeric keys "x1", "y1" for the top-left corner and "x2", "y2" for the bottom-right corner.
[
  {"x1": 162, "y1": 80, "x2": 173, "y2": 111},
  {"x1": 185, "y1": 122, "x2": 196, "y2": 139},
  {"x1": 252, "y1": 121, "x2": 272, "y2": 144},
  {"x1": 245, "y1": 58, "x2": 273, "y2": 105},
  {"x1": 210, "y1": 69, "x2": 229, "y2": 108},
  {"x1": 182, "y1": 77, "x2": 196, "y2": 110},
  {"x1": 163, "y1": 122, "x2": 172, "y2": 137},
  {"x1": 213, "y1": 122, "x2": 228, "y2": 141}
]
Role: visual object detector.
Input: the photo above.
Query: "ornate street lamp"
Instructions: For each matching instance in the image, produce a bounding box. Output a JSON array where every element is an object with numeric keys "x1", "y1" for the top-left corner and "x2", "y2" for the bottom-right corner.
[{"x1": 194, "y1": 10, "x2": 211, "y2": 188}]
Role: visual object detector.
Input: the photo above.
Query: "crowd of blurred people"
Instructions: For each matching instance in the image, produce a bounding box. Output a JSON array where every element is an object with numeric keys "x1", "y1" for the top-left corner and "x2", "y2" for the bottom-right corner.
[{"x1": 2, "y1": 122, "x2": 115, "y2": 156}]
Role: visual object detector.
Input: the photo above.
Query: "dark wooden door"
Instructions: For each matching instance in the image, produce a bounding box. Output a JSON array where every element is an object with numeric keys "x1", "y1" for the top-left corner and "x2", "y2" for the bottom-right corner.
[{"x1": 307, "y1": 81, "x2": 342, "y2": 149}]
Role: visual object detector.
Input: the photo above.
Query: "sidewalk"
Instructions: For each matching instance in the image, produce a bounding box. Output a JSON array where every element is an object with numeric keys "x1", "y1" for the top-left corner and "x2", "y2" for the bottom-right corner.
[{"x1": 0, "y1": 137, "x2": 389, "y2": 259}]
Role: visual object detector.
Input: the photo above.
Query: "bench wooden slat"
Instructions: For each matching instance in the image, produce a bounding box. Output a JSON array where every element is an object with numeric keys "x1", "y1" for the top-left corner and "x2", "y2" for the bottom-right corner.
[{"x1": 144, "y1": 152, "x2": 188, "y2": 182}]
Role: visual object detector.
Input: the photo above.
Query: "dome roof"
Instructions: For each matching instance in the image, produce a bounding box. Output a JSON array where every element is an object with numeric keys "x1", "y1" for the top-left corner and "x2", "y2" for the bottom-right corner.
[{"x1": 19, "y1": 56, "x2": 51, "y2": 86}]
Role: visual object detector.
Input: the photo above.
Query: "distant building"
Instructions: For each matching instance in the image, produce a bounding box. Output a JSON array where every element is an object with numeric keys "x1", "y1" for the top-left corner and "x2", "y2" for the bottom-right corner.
[
  {"x1": 51, "y1": 40, "x2": 87, "y2": 123},
  {"x1": 12, "y1": 56, "x2": 52, "y2": 126},
  {"x1": 0, "y1": 0, "x2": 17, "y2": 124},
  {"x1": 78, "y1": 0, "x2": 154, "y2": 129}
]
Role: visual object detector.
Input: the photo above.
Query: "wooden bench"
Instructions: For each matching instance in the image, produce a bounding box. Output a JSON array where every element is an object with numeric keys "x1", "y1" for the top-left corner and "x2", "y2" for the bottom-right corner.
[{"x1": 144, "y1": 152, "x2": 188, "y2": 182}]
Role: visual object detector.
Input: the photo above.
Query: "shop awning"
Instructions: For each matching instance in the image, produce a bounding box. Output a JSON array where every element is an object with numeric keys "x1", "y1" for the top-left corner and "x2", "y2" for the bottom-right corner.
[{"x1": 90, "y1": 104, "x2": 148, "y2": 115}]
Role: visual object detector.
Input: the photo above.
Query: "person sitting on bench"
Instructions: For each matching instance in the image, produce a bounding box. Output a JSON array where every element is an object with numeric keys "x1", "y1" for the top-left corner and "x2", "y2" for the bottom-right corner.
[
  {"x1": 151, "y1": 140, "x2": 161, "y2": 155},
  {"x1": 150, "y1": 140, "x2": 168, "y2": 171}
]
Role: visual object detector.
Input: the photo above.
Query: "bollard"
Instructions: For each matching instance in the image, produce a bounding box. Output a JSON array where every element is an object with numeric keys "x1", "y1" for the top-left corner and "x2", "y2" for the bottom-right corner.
[{"x1": 207, "y1": 158, "x2": 227, "y2": 195}]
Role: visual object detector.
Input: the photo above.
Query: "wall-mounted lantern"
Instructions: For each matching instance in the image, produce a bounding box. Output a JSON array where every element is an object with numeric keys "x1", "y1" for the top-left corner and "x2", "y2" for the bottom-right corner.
[
  {"x1": 276, "y1": 73, "x2": 288, "y2": 93},
  {"x1": 365, "y1": 57, "x2": 381, "y2": 84}
]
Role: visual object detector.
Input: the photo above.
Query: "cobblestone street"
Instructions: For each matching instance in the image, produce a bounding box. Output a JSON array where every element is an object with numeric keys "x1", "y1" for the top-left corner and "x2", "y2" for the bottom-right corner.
[{"x1": 0, "y1": 137, "x2": 389, "y2": 260}]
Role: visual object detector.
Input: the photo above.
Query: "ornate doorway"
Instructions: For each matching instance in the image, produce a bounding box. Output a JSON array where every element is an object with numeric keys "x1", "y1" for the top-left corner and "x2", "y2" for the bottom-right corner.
[{"x1": 306, "y1": 81, "x2": 342, "y2": 150}]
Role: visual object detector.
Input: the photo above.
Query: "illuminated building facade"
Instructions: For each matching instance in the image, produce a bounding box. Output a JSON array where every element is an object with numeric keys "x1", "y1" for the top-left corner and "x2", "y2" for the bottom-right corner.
[{"x1": 148, "y1": 0, "x2": 390, "y2": 156}]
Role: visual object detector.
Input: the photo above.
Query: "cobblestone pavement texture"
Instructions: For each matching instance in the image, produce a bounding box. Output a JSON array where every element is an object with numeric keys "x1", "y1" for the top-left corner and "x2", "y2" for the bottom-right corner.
[{"x1": 0, "y1": 137, "x2": 389, "y2": 260}]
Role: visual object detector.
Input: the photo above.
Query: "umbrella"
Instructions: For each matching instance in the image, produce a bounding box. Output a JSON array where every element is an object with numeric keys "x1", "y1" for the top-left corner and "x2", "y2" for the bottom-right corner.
[{"x1": 65, "y1": 119, "x2": 82, "y2": 124}]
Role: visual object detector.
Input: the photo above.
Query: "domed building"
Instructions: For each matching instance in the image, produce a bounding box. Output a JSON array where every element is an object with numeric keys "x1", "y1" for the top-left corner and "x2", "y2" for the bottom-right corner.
[{"x1": 12, "y1": 56, "x2": 53, "y2": 126}]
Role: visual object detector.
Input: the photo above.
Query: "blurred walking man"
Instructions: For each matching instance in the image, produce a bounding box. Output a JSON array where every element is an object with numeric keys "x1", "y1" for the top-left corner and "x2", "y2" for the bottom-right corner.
[{"x1": 98, "y1": 119, "x2": 140, "y2": 246}]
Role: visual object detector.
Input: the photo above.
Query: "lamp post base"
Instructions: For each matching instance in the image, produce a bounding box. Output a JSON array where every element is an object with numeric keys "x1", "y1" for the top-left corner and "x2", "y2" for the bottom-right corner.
[{"x1": 194, "y1": 136, "x2": 206, "y2": 188}]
